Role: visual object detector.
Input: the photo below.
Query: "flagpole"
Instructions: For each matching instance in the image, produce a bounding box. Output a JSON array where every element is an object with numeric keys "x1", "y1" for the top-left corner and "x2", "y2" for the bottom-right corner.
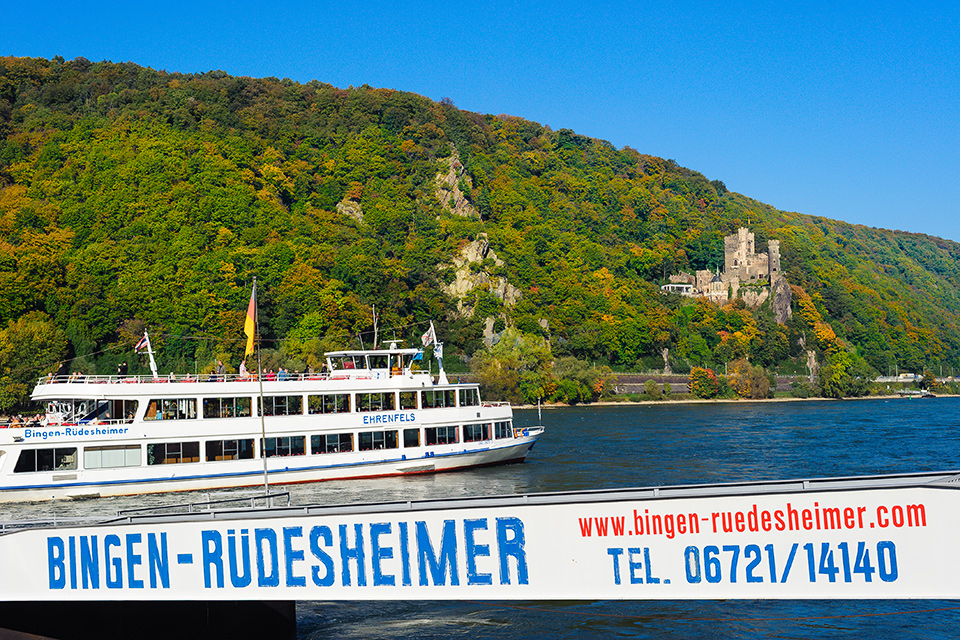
[
  {"x1": 252, "y1": 277, "x2": 269, "y2": 495},
  {"x1": 143, "y1": 332, "x2": 159, "y2": 379}
]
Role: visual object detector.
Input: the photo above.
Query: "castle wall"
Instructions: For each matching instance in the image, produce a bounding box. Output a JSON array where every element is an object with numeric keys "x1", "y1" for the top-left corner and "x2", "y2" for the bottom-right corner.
[{"x1": 667, "y1": 227, "x2": 788, "y2": 321}]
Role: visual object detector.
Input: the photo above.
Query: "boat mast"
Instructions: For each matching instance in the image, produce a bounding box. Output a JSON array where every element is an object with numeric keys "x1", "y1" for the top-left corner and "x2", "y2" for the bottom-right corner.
[
  {"x1": 422, "y1": 321, "x2": 448, "y2": 384},
  {"x1": 139, "y1": 331, "x2": 159, "y2": 379},
  {"x1": 436, "y1": 338, "x2": 448, "y2": 385},
  {"x1": 248, "y1": 277, "x2": 269, "y2": 494}
]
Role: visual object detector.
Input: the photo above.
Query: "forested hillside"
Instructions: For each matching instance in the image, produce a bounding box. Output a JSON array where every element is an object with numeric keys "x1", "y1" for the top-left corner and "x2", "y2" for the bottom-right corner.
[{"x1": 1, "y1": 56, "x2": 959, "y2": 408}]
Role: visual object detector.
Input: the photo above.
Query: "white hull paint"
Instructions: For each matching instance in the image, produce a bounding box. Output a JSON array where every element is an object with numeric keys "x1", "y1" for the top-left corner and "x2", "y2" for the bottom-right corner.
[
  {"x1": 0, "y1": 436, "x2": 538, "y2": 502},
  {"x1": 1, "y1": 345, "x2": 543, "y2": 502}
]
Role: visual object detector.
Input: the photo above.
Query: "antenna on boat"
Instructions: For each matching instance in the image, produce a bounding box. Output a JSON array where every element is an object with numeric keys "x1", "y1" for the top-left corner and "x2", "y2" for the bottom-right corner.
[{"x1": 245, "y1": 277, "x2": 270, "y2": 495}]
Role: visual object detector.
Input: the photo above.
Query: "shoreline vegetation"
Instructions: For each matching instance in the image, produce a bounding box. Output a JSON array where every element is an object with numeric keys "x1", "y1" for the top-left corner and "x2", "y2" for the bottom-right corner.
[{"x1": 518, "y1": 392, "x2": 959, "y2": 410}]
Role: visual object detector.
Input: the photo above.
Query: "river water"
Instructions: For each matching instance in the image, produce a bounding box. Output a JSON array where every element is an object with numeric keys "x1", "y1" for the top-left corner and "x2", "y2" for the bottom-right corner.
[{"x1": 7, "y1": 398, "x2": 960, "y2": 638}]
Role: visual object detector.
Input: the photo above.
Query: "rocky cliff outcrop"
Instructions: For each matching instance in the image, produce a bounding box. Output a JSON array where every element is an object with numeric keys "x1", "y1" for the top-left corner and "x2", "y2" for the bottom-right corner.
[
  {"x1": 435, "y1": 145, "x2": 479, "y2": 218},
  {"x1": 771, "y1": 276, "x2": 792, "y2": 324},
  {"x1": 443, "y1": 233, "x2": 521, "y2": 318},
  {"x1": 336, "y1": 199, "x2": 363, "y2": 223}
]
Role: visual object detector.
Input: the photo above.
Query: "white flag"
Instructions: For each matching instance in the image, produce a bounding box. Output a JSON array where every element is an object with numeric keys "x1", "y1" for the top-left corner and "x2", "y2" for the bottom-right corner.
[{"x1": 421, "y1": 322, "x2": 437, "y2": 347}]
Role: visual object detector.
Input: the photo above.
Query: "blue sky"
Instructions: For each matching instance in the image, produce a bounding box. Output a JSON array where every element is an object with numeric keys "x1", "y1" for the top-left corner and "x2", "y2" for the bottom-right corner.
[{"x1": 5, "y1": 1, "x2": 959, "y2": 241}]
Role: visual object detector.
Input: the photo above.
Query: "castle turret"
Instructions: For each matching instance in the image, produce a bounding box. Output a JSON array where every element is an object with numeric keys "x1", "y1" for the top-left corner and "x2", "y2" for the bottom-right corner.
[{"x1": 768, "y1": 239, "x2": 782, "y2": 285}]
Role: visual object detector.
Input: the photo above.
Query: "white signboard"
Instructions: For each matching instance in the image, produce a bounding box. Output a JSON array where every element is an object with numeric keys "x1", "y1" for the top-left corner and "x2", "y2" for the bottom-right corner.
[{"x1": 0, "y1": 485, "x2": 954, "y2": 601}]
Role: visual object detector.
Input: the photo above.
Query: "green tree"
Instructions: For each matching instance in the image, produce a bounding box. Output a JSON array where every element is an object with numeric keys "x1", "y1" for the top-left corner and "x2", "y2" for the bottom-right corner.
[
  {"x1": 471, "y1": 328, "x2": 553, "y2": 404},
  {"x1": 817, "y1": 351, "x2": 874, "y2": 398},
  {"x1": 0, "y1": 312, "x2": 69, "y2": 412},
  {"x1": 550, "y1": 356, "x2": 612, "y2": 404},
  {"x1": 643, "y1": 379, "x2": 663, "y2": 400}
]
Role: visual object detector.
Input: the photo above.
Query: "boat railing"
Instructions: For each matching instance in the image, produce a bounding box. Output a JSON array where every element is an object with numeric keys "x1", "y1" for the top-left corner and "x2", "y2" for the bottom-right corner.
[
  {"x1": 36, "y1": 372, "x2": 324, "y2": 385},
  {"x1": 114, "y1": 491, "x2": 292, "y2": 518},
  {"x1": 0, "y1": 417, "x2": 133, "y2": 430},
  {"x1": 39, "y1": 417, "x2": 134, "y2": 429},
  {"x1": 35, "y1": 369, "x2": 439, "y2": 386},
  {"x1": 0, "y1": 492, "x2": 293, "y2": 534},
  {"x1": 0, "y1": 515, "x2": 109, "y2": 535}
]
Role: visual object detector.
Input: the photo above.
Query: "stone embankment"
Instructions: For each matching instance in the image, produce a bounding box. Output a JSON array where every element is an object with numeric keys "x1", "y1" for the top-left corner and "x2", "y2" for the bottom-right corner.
[
  {"x1": 452, "y1": 373, "x2": 811, "y2": 394},
  {"x1": 612, "y1": 373, "x2": 809, "y2": 394}
]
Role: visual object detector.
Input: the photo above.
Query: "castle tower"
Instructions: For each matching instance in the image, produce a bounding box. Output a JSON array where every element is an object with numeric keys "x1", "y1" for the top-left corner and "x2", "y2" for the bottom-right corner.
[
  {"x1": 741, "y1": 227, "x2": 754, "y2": 256},
  {"x1": 724, "y1": 233, "x2": 738, "y2": 277},
  {"x1": 768, "y1": 239, "x2": 781, "y2": 284},
  {"x1": 724, "y1": 227, "x2": 755, "y2": 280}
]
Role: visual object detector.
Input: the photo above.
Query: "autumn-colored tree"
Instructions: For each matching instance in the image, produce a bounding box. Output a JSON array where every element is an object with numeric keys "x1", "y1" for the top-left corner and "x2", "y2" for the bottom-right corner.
[
  {"x1": 689, "y1": 367, "x2": 720, "y2": 399},
  {"x1": 727, "y1": 359, "x2": 772, "y2": 399},
  {"x1": 920, "y1": 370, "x2": 940, "y2": 391}
]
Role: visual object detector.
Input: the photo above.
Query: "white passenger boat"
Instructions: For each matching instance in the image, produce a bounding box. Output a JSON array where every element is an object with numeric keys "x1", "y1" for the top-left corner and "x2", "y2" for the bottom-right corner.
[{"x1": 0, "y1": 345, "x2": 543, "y2": 502}]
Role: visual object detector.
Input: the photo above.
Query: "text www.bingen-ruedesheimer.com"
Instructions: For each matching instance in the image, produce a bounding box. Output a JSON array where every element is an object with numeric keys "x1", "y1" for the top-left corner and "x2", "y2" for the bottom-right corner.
[{"x1": 578, "y1": 501, "x2": 927, "y2": 539}]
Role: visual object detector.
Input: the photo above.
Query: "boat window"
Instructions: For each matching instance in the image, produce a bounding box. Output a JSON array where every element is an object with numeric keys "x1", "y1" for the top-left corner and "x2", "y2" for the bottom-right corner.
[
  {"x1": 424, "y1": 426, "x2": 459, "y2": 446},
  {"x1": 368, "y1": 355, "x2": 388, "y2": 369},
  {"x1": 358, "y1": 430, "x2": 398, "y2": 451},
  {"x1": 143, "y1": 398, "x2": 198, "y2": 421},
  {"x1": 203, "y1": 397, "x2": 252, "y2": 419},
  {"x1": 84, "y1": 445, "x2": 141, "y2": 469},
  {"x1": 356, "y1": 392, "x2": 396, "y2": 413},
  {"x1": 310, "y1": 433, "x2": 354, "y2": 454},
  {"x1": 258, "y1": 395, "x2": 304, "y2": 417},
  {"x1": 421, "y1": 389, "x2": 456, "y2": 409},
  {"x1": 147, "y1": 442, "x2": 200, "y2": 465},
  {"x1": 48, "y1": 399, "x2": 108, "y2": 424},
  {"x1": 262, "y1": 436, "x2": 306, "y2": 457},
  {"x1": 463, "y1": 423, "x2": 491, "y2": 442},
  {"x1": 205, "y1": 439, "x2": 255, "y2": 461},
  {"x1": 331, "y1": 355, "x2": 365, "y2": 370},
  {"x1": 14, "y1": 448, "x2": 78, "y2": 473},
  {"x1": 403, "y1": 428, "x2": 420, "y2": 448},
  {"x1": 106, "y1": 399, "x2": 139, "y2": 423},
  {"x1": 458, "y1": 388, "x2": 480, "y2": 407},
  {"x1": 399, "y1": 391, "x2": 418, "y2": 410},
  {"x1": 495, "y1": 421, "x2": 513, "y2": 439},
  {"x1": 307, "y1": 393, "x2": 351, "y2": 414}
]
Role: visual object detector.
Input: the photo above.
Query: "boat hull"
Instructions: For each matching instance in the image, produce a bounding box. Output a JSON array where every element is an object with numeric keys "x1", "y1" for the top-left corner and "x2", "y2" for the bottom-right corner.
[{"x1": 0, "y1": 432, "x2": 541, "y2": 503}]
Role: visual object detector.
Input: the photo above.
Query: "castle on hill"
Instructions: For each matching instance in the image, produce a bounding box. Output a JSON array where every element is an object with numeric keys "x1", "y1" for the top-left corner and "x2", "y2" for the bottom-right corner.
[{"x1": 662, "y1": 227, "x2": 790, "y2": 322}]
